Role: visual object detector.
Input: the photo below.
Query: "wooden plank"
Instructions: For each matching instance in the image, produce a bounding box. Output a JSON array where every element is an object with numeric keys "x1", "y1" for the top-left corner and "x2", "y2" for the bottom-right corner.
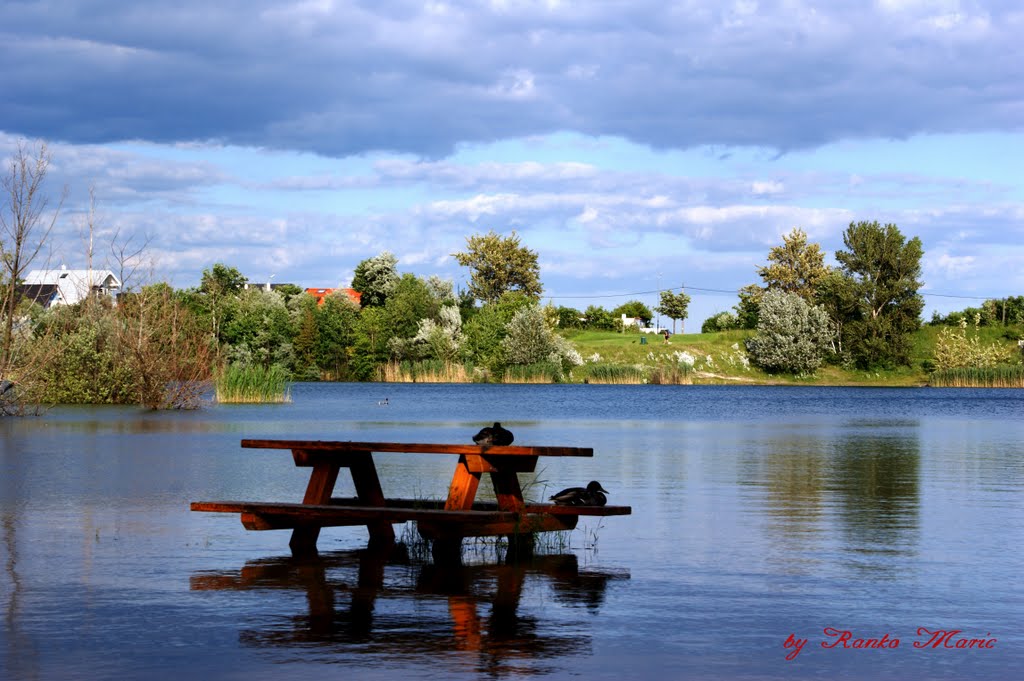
[
  {"x1": 348, "y1": 451, "x2": 395, "y2": 544},
  {"x1": 490, "y1": 471, "x2": 526, "y2": 513},
  {"x1": 191, "y1": 501, "x2": 517, "y2": 525},
  {"x1": 241, "y1": 439, "x2": 593, "y2": 458},
  {"x1": 444, "y1": 456, "x2": 481, "y2": 511},
  {"x1": 290, "y1": 456, "x2": 340, "y2": 555},
  {"x1": 196, "y1": 498, "x2": 632, "y2": 518}
]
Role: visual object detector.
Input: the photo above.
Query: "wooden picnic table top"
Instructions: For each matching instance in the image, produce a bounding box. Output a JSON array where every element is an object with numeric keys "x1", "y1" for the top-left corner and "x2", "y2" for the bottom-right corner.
[{"x1": 240, "y1": 439, "x2": 593, "y2": 458}]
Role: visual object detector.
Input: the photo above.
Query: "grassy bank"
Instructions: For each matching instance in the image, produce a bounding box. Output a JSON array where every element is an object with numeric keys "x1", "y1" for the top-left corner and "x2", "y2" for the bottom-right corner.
[{"x1": 562, "y1": 327, "x2": 1023, "y2": 387}]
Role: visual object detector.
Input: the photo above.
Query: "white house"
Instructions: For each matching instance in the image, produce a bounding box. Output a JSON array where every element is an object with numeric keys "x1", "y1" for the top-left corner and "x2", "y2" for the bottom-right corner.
[{"x1": 21, "y1": 266, "x2": 121, "y2": 307}]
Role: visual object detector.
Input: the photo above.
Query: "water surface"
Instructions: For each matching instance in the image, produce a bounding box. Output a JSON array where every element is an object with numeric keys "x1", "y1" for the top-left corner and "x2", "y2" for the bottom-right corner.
[{"x1": 2, "y1": 384, "x2": 1022, "y2": 679}]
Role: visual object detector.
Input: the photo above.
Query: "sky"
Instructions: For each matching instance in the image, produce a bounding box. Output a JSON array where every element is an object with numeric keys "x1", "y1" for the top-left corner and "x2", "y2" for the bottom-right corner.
[{"x1": 2, "y1": 0, "x2": 1022, "y2": 327}]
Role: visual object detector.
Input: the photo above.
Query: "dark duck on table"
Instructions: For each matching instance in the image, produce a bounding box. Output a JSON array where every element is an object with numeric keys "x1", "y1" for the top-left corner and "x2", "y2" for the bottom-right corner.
[
  {"x1": 472, "y1": 422, "x2": 514, "y2": 446},
  {"x1": 550, "y1": 481, "x2": 609, "y2": 507}
]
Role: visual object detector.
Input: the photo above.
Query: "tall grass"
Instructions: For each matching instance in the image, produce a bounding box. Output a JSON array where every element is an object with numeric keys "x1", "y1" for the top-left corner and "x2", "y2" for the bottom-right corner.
[
  {"x1": 380, "y1": 360, "x2": 473, "y2": 383},
  {"x1": 503, "y1": 362, "x2": 561, "y2": 384},
  {"x1": 929, "y1": 365, "x2": 1024, "y2": 388},
  {"x1": 648, "y1": 364, "x2": 693, "y2": 385},
  {"x1": 583, "y1": 363, "x2": 646, "y2": 384},
  {"x1": 215, "y1": 364, "x2": 292, "y2": 403}
]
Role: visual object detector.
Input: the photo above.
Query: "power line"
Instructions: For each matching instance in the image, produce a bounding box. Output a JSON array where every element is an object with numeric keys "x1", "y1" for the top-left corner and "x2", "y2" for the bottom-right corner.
[{"x1": 545, "y1": 286, "x2": 1004, "y2": 302}]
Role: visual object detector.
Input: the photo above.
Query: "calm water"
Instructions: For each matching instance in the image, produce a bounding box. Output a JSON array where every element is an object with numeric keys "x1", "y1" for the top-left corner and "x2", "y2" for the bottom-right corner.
[{"x1": 1, "y1": 384, "x2": 1022, "y2": 680}]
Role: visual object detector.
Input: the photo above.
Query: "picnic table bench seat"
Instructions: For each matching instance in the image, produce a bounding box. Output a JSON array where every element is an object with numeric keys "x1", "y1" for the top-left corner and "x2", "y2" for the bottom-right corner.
[{"x1": 191, "y1": 439, "x2": 631, "y2": 556}]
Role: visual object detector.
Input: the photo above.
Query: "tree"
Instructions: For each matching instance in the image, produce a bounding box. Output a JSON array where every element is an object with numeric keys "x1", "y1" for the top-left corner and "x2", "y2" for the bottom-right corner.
[
  {"x1": 316, "y1": 291, "x2": 360, "y2": 379},
  {"x1": 582, "y1": 305, "x2": 616, "y2": 331},
  {"x1": 1, "y1": 140, "x2": 64, "y2": 372},
  {"x1": 453, "y1": 230, "x2": 542, "y2": 304},
  {"x1": 655, "y1": 290, "x2": 691, "y2": 334},
  {"x1": 834, "y1": 221, "x2": 924, "y2": 368},
  {"x1": 814, "y1": 268, "x2": 859, "y2": 357},
  {"x1": 745, "y1": 289, "x2": 833, "y2": 374},
  {"x1": 351, "y1": 251, "x2": 398, "y2": 307},
  {"x1": 733, "y1": 284, "x2": 763, "y2": 329},
  {"x1": 196, "y1": 263, "x2": 247, "y2": 349},
  {"x1": 221, "y1": 288, "x2": 294, "y2": 370},
  {"x1": 758, "y1": 228, "x2": 828, "y2": 301},
  {"x1": 611, "y1": 300, "x2": 653, "y2": 326},
  {"x1": 502, "y1": 305, "x2": 582, "y2": 373},
  {"x1": 118, "y1": 283, "x2": 213, "y2": 409}
]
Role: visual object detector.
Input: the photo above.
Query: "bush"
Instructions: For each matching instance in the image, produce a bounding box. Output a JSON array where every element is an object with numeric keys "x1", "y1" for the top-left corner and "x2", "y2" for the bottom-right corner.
[
  {"x1": 701, "y1": 311, "x2": 739, "y2": 334},
  {"x1": 745, "y1": 289, "x2": 832, "y2": 374}
]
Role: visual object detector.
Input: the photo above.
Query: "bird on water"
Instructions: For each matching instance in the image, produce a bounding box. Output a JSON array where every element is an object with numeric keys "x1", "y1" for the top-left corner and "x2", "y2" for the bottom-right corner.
[
  {"x1": 550, "y1": 481, "x2": 609, "y2": 507},
  {"x1": 472, "y1": 422, "x2": 515, "y2": 446}
]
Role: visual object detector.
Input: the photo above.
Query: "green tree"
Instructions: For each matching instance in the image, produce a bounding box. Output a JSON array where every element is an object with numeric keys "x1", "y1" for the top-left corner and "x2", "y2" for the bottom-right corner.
[
  {"x1": 745, "y1": 289, "x2": 833, "y2": 374},
  {"x1": 758, "y1": 228, "x2": 828, "y2": 301},
  {"x1": 701, "y1": 311, "x2": 738, "y2": 334},
  {"x1": 463, "y1": 291, "x2": 534, "y2": 371},
  {"x1": 453, "y1": 230, "x2": 542, "y2": 304},
  {"x1": 351, "y1": 251, "x2": 398, "y2": 307},
  {"x1": 221, "y1": 288, "x2": 294, "y2": 370},
  {"x1": 502, "y1": 305, "x2": 582, "y2": 374},
  {"x1": 290, "y1": 293, "x2": 321, "y2": 379},
  {"x1": 352, "y1": 306, "x2": 390, "y2": 380},
  {"x1": 655, "y1": 289, "x2": 691, "y2": 334},
  {"x1": 556, "y1": 306, "x2": 583, "y2": 329},
  {"x1": 834, "y1": 221, "x2": 924, "y2": 368},
  {"x1": 582, "y1": 305, "x2": 616, "y2": 331},
  {"x1": 733, "y1": 284, "x2": 763, "y2": 329},
  {"x1": 612, "y1": 300, "x2": 653, "y2": 326},
  {"x1": 196, "y1": 263, "x2": 247, "y2": 347},
  {"x1": 316, "y1": 291, "x2": 360, "y2": 379},
  {"x1": 814, "y1": 268, "x2": 859, "y2": 357}
]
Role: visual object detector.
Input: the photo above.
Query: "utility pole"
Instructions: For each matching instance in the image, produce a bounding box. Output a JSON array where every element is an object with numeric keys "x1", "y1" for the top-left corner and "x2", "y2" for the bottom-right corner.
[{"x1": 656, "y1": 272, "x2": 662, "y2": 330}]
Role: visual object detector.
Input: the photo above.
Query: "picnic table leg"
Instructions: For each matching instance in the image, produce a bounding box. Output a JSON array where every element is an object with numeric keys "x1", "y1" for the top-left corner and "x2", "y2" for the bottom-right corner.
[
  {"x1": 490, "y1": 465, "x2": 537, "y2": 557},
  {"x1": 349, "y1": 451, "x2": 396, "y2": 546},
  {"x1": 289, "y1": 457, "x2": 341, "y2": 557},
  {"x1": 433, "y1": 455, "x2": 483, "y2": 561}
]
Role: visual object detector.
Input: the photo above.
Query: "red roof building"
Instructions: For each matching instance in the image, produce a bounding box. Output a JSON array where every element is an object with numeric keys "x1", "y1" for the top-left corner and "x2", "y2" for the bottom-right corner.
[{"x1": 305, "y1": 288, "x2": 361, "y2": 306}]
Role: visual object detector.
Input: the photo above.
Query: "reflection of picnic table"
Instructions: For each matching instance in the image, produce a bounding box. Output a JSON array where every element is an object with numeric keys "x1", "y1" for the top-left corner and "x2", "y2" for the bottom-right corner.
[
  {"x1": 191, "y1": 439, "x2": 631, "y2": 556},
  {"x1": 190, "y1": 547, "x2": 629, "y2": 672}
]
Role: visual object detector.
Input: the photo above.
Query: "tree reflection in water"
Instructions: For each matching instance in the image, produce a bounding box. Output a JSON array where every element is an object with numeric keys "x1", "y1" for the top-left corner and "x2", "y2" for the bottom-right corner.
[{"x1": 191, "y1": 544, "x2": 628, "y2": 677}]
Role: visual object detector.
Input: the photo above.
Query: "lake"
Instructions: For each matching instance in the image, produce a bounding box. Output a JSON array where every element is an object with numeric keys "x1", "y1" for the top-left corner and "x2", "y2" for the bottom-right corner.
[{"x1": 1, "y1": 384, "x2": 1022, "y2": 680}]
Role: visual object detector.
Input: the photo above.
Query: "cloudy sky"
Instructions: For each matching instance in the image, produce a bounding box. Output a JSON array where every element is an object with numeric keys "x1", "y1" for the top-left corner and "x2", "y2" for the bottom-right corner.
[{"x1": 2, "y1": 0, "x2": 1022, "y2": 326}]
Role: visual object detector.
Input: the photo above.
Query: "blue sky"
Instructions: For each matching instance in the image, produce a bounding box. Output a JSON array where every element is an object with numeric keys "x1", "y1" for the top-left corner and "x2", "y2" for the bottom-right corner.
[{"x1": 2, "y1": 0, "x2": 1022, "y2": 326}]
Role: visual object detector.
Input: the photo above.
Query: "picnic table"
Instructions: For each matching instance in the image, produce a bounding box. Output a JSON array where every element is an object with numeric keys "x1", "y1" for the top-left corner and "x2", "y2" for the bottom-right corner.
[{"x1": 191, "y1": 439, "x2": 631, "y2": 557}]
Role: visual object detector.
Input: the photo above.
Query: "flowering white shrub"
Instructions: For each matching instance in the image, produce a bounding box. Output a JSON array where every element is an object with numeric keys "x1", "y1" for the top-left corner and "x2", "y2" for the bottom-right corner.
[
  {"x1": 673, "y1": 350, "x2": 695, "y2": 367},
  {"x1": 588, "y1": 353, "x2": 602, "y2": 363},
  {"x1": 745, "y1": 288, "x2": 832, "y2": 374}
]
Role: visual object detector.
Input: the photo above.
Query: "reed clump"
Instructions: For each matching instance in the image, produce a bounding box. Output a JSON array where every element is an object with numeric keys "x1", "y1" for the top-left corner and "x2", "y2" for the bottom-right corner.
[
  {"x1": 215, "y1": 364, "x2": 292, "y2": 403},
  {"x1": 583, "y1": 363, "x2": 646, "y2": 384},
  {"x1": 502, "y1": 361, "x2": 561, "y2": 384},
  {"x1": 380, "y1": 360, "x2": 473, "y2": 383},
  {"x1": 929, "y1": 365, "x2": 1024, "y2": 388},
  {"x1": 647, "y1": 364, "x2": 693, "y2": 385}
]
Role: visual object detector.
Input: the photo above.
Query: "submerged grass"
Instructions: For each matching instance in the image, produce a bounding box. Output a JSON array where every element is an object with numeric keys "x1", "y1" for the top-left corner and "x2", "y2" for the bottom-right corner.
[
  {"x1": 215, "y1": 364, "x2": 292, "y2": 403},
  {"x1": 929, "y1": 365, "x2": 1024, "y2": 388}
]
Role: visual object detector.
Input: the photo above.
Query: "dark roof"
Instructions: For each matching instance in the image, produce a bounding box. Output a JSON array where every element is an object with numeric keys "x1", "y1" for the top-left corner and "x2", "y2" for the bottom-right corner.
[{"x1": 14, "y1": 283, "x2": 59, "y2": 306}]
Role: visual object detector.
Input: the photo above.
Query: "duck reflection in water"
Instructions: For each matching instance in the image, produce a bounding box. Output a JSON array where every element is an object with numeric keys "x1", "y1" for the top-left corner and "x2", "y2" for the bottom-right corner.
[{"x1": 191, "y1": 543, "x2": 628, "y2": 675}]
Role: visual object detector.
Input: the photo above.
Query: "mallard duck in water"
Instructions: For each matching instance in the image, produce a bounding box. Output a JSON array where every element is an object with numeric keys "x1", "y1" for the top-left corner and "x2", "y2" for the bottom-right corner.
[
  {"x1": 472, "y1": 422, "x2": 514, "y2": 446},
  {"x1": 550, "y1": 481, "x2": 609, "y2": 506}
]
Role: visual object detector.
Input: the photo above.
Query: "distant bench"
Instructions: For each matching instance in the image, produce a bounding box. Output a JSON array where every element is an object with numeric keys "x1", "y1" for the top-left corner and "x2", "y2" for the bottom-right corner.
[{"x1": 191, "y1": 439, "x2": 631, "y2": 557}]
